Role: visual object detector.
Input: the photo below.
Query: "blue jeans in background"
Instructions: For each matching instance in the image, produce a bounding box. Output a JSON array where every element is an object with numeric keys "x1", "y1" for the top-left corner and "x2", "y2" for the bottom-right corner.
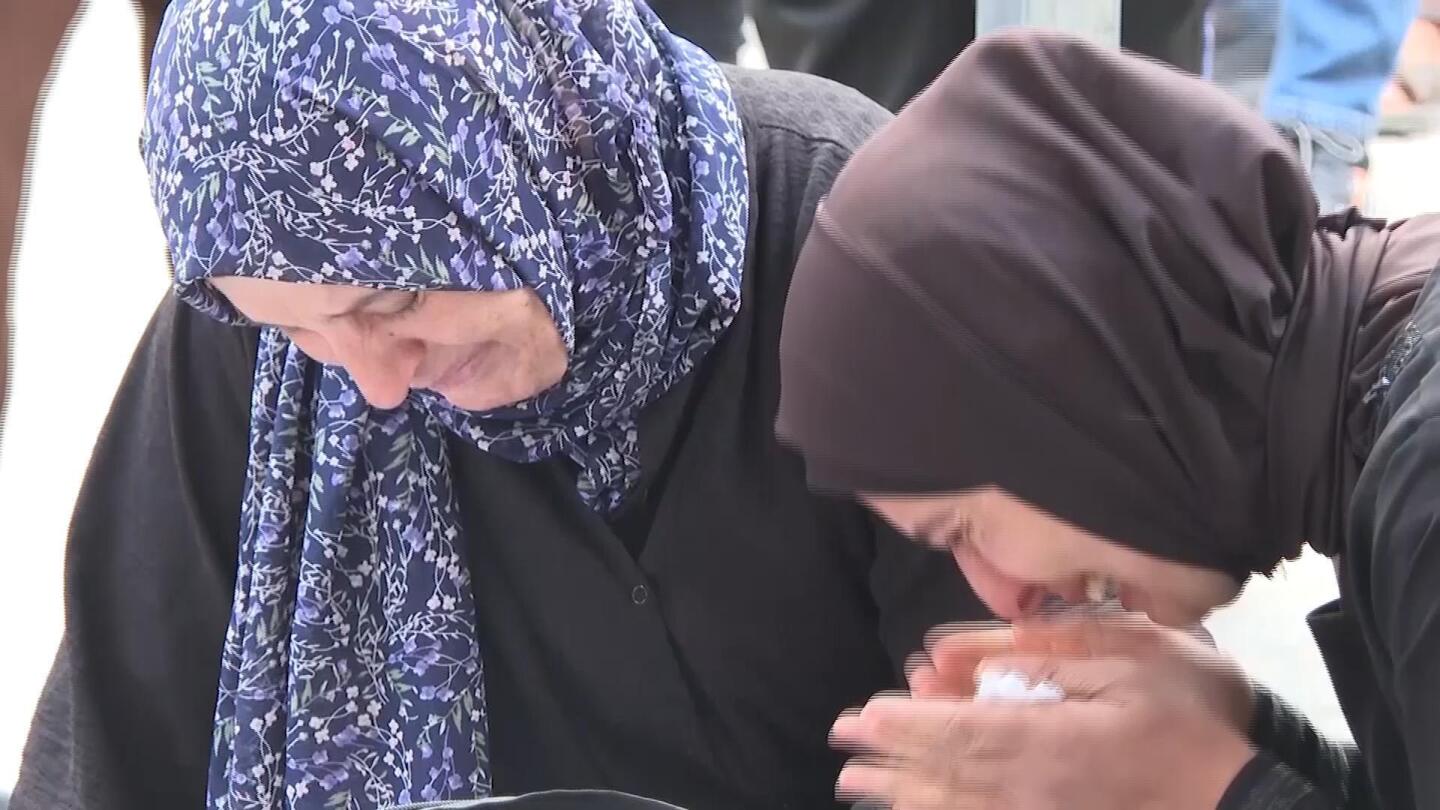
[{"x1": 1209, "y1": 0, "x2": 1417, "y2": 212}]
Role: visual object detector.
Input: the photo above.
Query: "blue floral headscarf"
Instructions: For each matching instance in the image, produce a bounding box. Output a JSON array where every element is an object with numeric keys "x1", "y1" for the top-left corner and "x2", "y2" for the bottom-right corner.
[{"x1": 142, "y1": 0, "x2": 748, "y2": 805}]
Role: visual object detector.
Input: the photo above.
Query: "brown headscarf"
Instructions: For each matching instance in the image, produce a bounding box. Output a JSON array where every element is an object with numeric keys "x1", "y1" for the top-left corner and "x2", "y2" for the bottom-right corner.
[{"x1": 775, "y1": 30, "x2": 1440, "y2": 577}]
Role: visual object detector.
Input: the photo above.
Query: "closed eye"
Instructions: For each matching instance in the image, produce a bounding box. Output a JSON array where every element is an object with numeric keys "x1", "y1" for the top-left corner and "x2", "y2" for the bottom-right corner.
[
  {"x1": 911, "y1": 509, "x2": 975, "y2": 553},
  {"x1": 943, "y1": 517, "x2": 975, "y2": 555},
  {"x1": 368, "y1": 291, "x2": 424, "y2": 321}
]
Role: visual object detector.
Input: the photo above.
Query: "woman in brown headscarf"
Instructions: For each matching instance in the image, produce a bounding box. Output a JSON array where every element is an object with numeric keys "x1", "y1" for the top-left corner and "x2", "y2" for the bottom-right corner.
[{"x1": 776, "y1": 29, "x2": 1440, "y2": 810}]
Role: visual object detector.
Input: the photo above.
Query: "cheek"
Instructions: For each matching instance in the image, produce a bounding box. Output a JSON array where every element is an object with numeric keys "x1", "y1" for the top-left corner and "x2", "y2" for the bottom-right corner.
[
  {"x1": 1141, "y1": 567, "x2": 1241, "y2": 625},
  {"x1": 950, "y1": 543, "x2": 1045, "y2": 620},
  {"x1": 968, "y1": 528, "x2": 1075, "y2": 584},
  {"x1": 286, "y1": 330, "x2": 339, "y2": 365}
]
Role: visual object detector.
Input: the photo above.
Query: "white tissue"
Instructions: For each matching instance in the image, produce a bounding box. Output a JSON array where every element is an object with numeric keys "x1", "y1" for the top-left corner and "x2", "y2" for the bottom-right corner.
[{"x1": 974, "y1": 669, "x2": 1065, "y2": 702}]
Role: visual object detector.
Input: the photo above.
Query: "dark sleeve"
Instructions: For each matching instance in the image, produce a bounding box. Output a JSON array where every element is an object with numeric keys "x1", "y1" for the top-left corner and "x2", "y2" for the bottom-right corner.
[
  {"x1": 1219, "y1": 753, "x2": 1340, "y2": 810},
  {"x1": 1345, "y1": 408, "x2": 1440, "y2": 807},
  {"x1": 1216, "y1": 688, "x2": 1367, "y2": 810},
  {"x1": 1223, "y1": 351, "x2": 1440, "y2": 808},
  {"x1": 10, "y1": 294, "x2": 256, "y2": 810}
]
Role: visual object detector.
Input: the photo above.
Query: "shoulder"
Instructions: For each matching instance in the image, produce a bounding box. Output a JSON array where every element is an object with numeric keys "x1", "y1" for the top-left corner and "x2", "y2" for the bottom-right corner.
[
  {"x1": 711, "y1": 69, "x2": 893, "y2": 377},
  {"x1": 721, "y1": 65, "x2": 893, "y2": 252},
  {"x1": 722, "y1": 64, "x2": 893, "y2": 158},
  {"x1": 140, "y1": 292, "x2": 260, "y2": 426},
  {"x1": 717, "y1": 68, "x2": 893, "y2": 327}
]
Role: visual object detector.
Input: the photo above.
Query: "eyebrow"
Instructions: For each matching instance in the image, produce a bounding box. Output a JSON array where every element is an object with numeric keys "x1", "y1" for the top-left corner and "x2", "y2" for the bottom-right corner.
[{"x1": 912, "y1": 510, "x2": 954, "y2": 541}]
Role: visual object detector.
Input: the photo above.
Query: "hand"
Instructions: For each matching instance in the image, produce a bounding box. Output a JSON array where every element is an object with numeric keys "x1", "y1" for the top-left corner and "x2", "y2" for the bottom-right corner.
[
  {"x1": 907, "y1": 613, "x2": 1254, "y2": 734},
  {"x1": 832, "y1": 655, "x2": 1257, "y2": 810}
]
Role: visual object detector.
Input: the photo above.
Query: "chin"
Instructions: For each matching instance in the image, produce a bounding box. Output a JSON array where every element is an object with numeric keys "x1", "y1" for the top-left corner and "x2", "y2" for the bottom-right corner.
[
  {"x1": 436, "y1": 378, "x2": 555, "y2": 412},
  {"x1": 431, "y1": 350, "x2": 567, "y2": 414},
  {"x1": 1119, "y1": 590, "x2": 1187, "y2": 628},
  {"x1": 437, "y1": 390, "x2": 523, "y2": 412},
  {"x1": 1124, "y1": 581, "x2": 1229, "y2": 628},
  {"x1": 1143, "y1": 600, "x2": 1213, "y2": 629}
]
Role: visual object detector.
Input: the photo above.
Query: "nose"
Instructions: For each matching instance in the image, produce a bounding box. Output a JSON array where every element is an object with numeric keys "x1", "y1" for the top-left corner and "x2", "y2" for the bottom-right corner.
[
  {"x1": 953, "y1": 548, "x2": 1044, "y2": 621},
  {"x1": 329, "y1": 326, "x2": 424, "y2": 410}
]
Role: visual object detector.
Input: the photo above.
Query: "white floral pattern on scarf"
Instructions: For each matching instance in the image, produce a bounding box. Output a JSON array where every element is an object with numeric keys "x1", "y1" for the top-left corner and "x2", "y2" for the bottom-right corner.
[{"x1": 142, "y1": 0, "x2": 748, "y2": 807}]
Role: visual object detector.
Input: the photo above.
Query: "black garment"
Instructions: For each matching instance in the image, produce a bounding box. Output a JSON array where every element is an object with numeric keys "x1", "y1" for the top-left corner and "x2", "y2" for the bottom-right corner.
[
  {"x1": 10, "y1": 66, "x2": 988, "y2": 810},
  {"x1": 646, "y1": 0, "x2": 747, "y2": 65},
  {"x1": 757, "y1": 0, "x2": 1209, "y2": 114},
  {"x1": 644, "y1": 0, "x2": 1207, "y2": 113},
  {"x1": 1219, "y1": 268, "x2": 1440, "y2": 809}
]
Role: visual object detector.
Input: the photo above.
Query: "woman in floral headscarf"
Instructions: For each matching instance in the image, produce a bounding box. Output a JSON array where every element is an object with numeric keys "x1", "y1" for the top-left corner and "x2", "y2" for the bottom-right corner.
[{"x1": 10, "y1": 1, "x2": 988, "y2": 809}]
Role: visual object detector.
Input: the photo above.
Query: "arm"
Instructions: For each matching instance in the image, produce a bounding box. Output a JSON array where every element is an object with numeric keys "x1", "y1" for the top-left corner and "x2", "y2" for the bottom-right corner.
[
  {"x1": 1344, "y1": 407, "x2": 1440, "y2": 807},
  {"x1": 1219, "y1": 752, "x2": 1344, "y2": 810},
  {"x1": 9, "y1": 294, "x2": 256, "y2": 810},
  {"x1": 1216, "y1": 689, "x2": 1368, "y2": 810},
  {"x1": 1223, "y1": 355, "x2": 1440, "y2": 809},
  {"x1": 0, "y1": 0, "x2": 82, "y2": 437}
]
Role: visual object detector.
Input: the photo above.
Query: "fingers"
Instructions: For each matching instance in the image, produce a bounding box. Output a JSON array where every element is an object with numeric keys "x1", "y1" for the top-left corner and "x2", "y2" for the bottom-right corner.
[
  {"x1": 905, "y1": 659, "x2": 945, "y2": 697},
  {"x1": 914, "y1": 614, "x2": 1180, "y2": 699},
  {"x1": 1010, "y1": 611, "x2": 1160, "y2": 656},
  {"x1": 832, "y1": 696, "x2": 1034, "y2": 761},
  {"x1": 834, "y1": 697, "x2": 1016, "y2": 809},
  {"x1": 976, "y1": 654, "x2": 1139, "y2": 700},
  {"x1": 832, "y1": 700, "x2": 959, "y2": 762},
  {"x1": 912, "y1": 624, "x2": 1016, "y2": 697},
  {"x1": 907, "y1": 653, "x2": 981, "y2": 699},
  {"x1": 838, "y1": 760, "x2": 995, "y2": 810},
  {"x1": 922, "y1": 622, "x2": 1014, "y2": 658}
]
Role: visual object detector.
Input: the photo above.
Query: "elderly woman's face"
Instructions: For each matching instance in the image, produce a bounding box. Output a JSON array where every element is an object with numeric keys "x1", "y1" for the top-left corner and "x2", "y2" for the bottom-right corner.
[
  {"x1": 862, "y1": 488, "x2": 1243, "y2": 627},
  {"x1": 210, "y1": 277, "x2": 567, "y2": 411}
]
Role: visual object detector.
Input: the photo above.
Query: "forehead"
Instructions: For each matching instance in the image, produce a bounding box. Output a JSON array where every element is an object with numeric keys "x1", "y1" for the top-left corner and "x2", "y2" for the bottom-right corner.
[
  {"x1": 208, "y1": 276, "x2": 409, "y2": 321},
  {"x1": 210, "y1": 276, "x2": 395, "y2": 307},
  {"x1": 860, "y1": 492, "x2": 970, "y2": 530},
  {"x1": 862, "y1": 487, "x2": 1043, "y2": 534}
]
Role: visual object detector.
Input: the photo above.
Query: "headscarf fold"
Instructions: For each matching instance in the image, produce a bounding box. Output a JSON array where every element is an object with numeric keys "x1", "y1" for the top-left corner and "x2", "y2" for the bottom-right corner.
[
  {"x1": 775, "y1": 30, "x2": 1437, "y2": 579},
  {"x1": 143, "y1": 0, "x2": 748, "y2": 806}
]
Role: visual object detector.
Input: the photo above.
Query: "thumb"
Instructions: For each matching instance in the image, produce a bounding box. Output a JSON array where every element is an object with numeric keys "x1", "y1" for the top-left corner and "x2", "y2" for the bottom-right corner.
[
  {"x1": 976, "y1": 654, "x2": 1140, "y2": 701},
  {"x1": 1011, "y1": 612, "x2": 1164, "y2": 657},
  {"x1": 909, "y1": 623, "x2": 1017, "y2": 698}
]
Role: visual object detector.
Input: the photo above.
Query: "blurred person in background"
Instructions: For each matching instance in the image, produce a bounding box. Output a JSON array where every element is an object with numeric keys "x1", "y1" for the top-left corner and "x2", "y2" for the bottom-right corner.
[
  {"x1": 1209, "y1": 0, "x2": 1419, "y2": 213},
  {"x1": 651, "y1": 0, "x2": 1211, "y2": 113},
  {"x1": 7, "y1": 1, "x2": 990, "y2": 808},
  {"x1": 1379, "y1": 0, "x2": 1440, "y2": 132},
  {"x1": 0, "y1": 0, "x2": 83, "y2": 455},
  {"x1": 778, "y1": 31, "x2": 1440, "y2": 810},
  {"x1": 2, "y1": 0, "x2": 163, "y2": 477}
]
